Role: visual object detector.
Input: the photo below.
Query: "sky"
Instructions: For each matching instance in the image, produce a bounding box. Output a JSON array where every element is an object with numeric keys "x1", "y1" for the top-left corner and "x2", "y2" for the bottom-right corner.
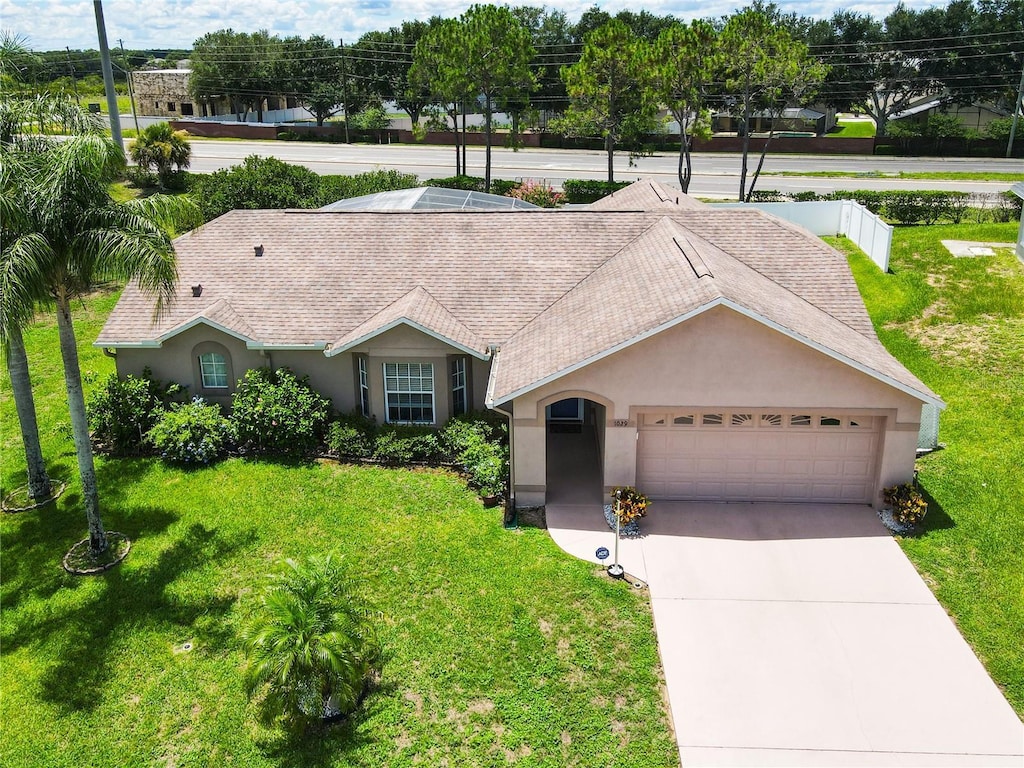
[{"x1": 2, "y1": 0, "x2": 950, "y2": 52}]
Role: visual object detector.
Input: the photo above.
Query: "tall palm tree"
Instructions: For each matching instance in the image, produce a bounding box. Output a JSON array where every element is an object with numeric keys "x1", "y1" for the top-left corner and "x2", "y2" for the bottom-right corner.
[
  {"x1": 243, "y1": 554, "x2": 379, "y2": 732},
  {"x1": 4, "y1": 132, "x2": 193, "y2": 554}
]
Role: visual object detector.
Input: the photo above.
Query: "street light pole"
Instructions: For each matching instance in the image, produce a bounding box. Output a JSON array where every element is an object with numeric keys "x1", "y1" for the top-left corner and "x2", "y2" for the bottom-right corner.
[{"x1": 92, "y1": 0, "x2": 123, "y2": 153}]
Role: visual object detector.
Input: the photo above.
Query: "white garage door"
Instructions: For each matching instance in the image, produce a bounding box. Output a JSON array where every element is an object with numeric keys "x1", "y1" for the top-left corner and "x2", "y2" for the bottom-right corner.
[{"x1": 637, "y1": 410, "x2": 880, "y2": 503}]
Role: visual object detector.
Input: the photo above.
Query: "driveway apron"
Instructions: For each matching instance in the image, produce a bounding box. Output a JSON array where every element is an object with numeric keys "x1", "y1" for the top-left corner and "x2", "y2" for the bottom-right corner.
[{"x1": 546, "y1": 501, "x2": 1024, "y2": 766}]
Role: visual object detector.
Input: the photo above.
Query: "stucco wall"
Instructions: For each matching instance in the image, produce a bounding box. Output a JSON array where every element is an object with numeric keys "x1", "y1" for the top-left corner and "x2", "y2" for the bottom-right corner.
[
  {"x1": 108, "y1": 322, "x2": 492, "y2": 424},
  {"x1": 509, "y1": 306, "x2": 924, "y2": 507}
]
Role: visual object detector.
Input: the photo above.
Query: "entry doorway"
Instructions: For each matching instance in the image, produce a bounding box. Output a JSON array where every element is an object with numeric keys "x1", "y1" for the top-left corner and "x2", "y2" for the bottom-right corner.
[{"x1": 545, "y1": 398, "x2": 605, "y2": 505}]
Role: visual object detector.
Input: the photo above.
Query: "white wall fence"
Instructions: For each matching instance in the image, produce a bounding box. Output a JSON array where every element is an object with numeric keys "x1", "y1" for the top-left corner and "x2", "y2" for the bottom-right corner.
[{"x1": 711, "y1": 199, "x2": 893, "y2": 272}]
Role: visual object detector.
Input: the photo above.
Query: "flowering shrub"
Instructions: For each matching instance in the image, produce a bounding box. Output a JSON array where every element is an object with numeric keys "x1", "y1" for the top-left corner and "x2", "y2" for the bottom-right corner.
[
  {"x1": 610, "y1": 486, "x2": 650, "y2": 525},
  {"x1": 506, "y1": 179, "x2": 564, "y2": 208},
  {"x1": 88, "y1": 369, "x2": 183, "y2": 455},
  {"x1": 883, "y1": 483, "x2": 928, "y2": 527},
  {"x1": 230, "y1": 368, "x2": 331, "y2": 457},
  {"x1": 148, "y1": 397, "x2": 235, "y2": 466}
]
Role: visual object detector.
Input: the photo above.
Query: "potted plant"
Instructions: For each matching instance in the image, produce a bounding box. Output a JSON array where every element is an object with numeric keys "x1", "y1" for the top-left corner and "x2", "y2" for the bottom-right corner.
[
  {"x1": 603, "y1": 486, "x2": 650, "y2": 537},
  {"x1": 881, "y1": 482, "x2": 928, "y2": 533}
]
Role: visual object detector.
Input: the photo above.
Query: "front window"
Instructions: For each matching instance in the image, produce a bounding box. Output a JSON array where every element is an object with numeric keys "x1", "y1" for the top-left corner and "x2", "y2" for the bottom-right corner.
[
  {"x1": 451, "y1": 358, "x2": 467, "y2": 416},
  {"x1": 358, "y1": 357, "x2": 370, "y2": 417},
  {"x1": 384, "y1": 362, "x2": 434, "y2": 423},
  {"x1": 199, "y1": 352, "x2": 228, "y2": 388}
]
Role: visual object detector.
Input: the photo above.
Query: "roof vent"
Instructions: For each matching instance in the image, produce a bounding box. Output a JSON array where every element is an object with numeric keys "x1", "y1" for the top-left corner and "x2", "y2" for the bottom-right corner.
[
  {"x1": 674, "y1": 236, "x2": 713, "y2": 279},
  {"x1": 254, "y1": 244, "x2": 264, "y2": 257},
  {"x1": 191, "y1": 284, "x2": 203, "y2": 297}
]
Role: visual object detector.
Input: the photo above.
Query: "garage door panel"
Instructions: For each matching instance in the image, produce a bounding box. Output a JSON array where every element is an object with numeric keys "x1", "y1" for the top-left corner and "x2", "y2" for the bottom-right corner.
[{"x1": 637, "y1": 410, "x2": 879, "y2": 504}]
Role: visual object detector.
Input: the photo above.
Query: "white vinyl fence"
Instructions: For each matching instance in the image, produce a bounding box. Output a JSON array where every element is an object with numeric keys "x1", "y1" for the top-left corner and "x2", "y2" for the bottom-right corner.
[{"x1": 712, "y1": 199, "x2": 893, "y2": 272}]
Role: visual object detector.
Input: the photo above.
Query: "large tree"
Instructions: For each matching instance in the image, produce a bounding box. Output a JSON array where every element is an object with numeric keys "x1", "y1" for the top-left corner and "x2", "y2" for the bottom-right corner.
[
  {"x1": 3, "y1": 133, "x2": 193, "y2": 554},
  {"x1": 352, "y1": 21, "x2": 432, "y2": 126},
  {"x1": 650, "y1": 20, "x2": 720, "y2": 193},
  {"x1": 721, "y1": 7, "x2": 824, "y2": 200},
  {"x1": 190, "y1": 29, "x2": 280, "y2": 121},
  {"x1": 277, "y1": 35, "x2": 345, "y2": 127},
  {"x1": 559, "y1": 19, "x2": 657, "y2": 183}
]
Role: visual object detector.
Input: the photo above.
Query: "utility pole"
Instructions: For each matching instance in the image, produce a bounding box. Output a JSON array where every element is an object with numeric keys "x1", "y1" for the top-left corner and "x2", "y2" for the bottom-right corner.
[
  {"x1": 1007, "y1": 58, "x2": 1024, "y2": 159},
  {"x1": 65, "y1": 47, "x2": 81, "y2": 104},
  {"x1": 119, "y1": 39, "x2": 140, "y2": 134},
  {"x1": 92, "y1": 0, "x2": 123, "y2": 153},
  {"x1": 339, "y1": 37, "x2": 350, "y2": 144}
]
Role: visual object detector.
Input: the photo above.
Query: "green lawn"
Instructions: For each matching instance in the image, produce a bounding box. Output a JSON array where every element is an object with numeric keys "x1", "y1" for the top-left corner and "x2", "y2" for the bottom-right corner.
[
  {"x1": 767, "y1": 170, "x2": 1024, "y2": 182},
  {"x1": 829, "y1": 120, "x2": 877, "y2": 138},
  {"x1": 830, "y1": 222, "x2": 1024, "y2": 715},
  {"x1": 0, "y1": 290, "x2": 678, "y2": 767}
]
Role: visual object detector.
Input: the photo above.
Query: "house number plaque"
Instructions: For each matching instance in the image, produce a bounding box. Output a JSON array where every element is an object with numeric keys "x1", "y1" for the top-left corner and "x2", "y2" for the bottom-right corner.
[{"x1": 612, "y1": 419, "x2": 629, "y2": 427}]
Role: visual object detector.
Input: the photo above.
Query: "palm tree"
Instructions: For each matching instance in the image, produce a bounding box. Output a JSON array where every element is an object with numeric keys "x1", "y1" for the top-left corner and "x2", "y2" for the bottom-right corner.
[
  {"x1": 3, "y1": 132, "x2": 193, "y2": 554},
  {"x1": 128, "y1": 122, "x2": 192, "y2": 189},
  {"x1": 243, "y1": 554, "x2": 379, "y2": 732}
]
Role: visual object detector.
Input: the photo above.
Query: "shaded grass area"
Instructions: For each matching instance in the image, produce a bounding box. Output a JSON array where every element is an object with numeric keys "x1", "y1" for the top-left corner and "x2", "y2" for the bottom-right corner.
[
  {"x1": 828, "y1": 120, "x2": 877, "y2": 138},
  {"x1": 0, "y1": 294, "x2": 678, "y2": 767},
  {"x1": 830, "y1": 222, "x2": 1024, "y2": 715}
]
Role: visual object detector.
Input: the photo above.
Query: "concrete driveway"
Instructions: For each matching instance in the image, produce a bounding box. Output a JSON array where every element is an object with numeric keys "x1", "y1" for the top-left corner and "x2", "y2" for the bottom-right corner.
[{"x1": 547, "y1": 501, "x2": 1024, "y2": 766}]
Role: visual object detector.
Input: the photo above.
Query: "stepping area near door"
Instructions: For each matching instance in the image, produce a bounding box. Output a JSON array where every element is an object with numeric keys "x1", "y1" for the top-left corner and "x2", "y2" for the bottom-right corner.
[{"x1": 544, "y1": 432, "x2": 1024, "y2": 767}]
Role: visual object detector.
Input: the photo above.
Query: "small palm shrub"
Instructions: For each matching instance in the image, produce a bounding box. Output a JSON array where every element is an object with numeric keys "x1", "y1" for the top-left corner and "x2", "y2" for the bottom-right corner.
[
  {"x1": 883, "y1": 483, "x2": 928, "y2": 527},
  {"x1": 88, "y1": 370, "x2": 183, "y2": 455},
  {"x1": 230, "y1": 368, "x2": 331, "y2": 457},
  {"x1": 148, "y1": 397, "x2": 235, "y2": 466},
  {"x1": 242, "y1": 554, "x2": 380, "y2": 733},
  {"x1": 610, "y1": 486, "x2": 651, "y2": 525}
]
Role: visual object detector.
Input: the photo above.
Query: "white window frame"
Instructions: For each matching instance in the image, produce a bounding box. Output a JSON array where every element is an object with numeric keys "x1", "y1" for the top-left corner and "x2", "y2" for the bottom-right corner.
[
  {"x1": 199, "y1": 352, "x2": 228, "y2": 389},
  {"x1": 451, "y1": 358, "x2": 467, "y2": 416},
  {"x1": 358, "y1": 357, "x2": 370, "y2": 417},
  {"x1": 383, "y1": 362, "x2": 435, "y2": 424}
]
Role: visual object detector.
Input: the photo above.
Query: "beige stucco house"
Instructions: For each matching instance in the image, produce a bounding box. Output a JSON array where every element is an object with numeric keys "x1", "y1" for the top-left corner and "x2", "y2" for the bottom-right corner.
[{"x1": 97, "y1": 180, "x2": 942, "y2": 509}]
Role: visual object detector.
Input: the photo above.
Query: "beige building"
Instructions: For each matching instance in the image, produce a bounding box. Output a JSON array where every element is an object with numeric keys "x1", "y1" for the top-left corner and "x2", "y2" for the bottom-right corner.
[{"x1": 97, "y1": 180, "x2": 941, "y2": 509}]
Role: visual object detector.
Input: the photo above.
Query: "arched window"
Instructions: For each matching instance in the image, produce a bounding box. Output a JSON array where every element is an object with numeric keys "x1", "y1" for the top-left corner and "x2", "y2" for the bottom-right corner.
[
  {"x1": 199, "y1": 352, "x2": 228, "y2": 388},
  {"x1": 192, "y1": 342, "x2": 234, "y2": 394}
]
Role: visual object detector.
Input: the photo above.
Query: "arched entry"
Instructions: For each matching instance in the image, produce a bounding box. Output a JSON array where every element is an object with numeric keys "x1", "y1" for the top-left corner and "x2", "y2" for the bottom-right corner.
[{"x1": 543, "y1": 394, "x2": 607, "y2": 505}]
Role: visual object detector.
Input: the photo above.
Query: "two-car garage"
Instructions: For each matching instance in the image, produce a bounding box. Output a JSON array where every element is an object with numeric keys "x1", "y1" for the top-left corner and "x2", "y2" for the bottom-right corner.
[{"x1": 636, "y1": 409, "x2": 881, "y2": 504}]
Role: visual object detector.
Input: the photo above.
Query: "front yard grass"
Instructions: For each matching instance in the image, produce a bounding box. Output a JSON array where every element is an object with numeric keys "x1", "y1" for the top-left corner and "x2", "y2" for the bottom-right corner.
[
  {"x1": 0, "y1": 292, "x2": 678, "y2": 767},
  {"x1": 831, "y1": 222, "x2": 1024, "y2": 716}
]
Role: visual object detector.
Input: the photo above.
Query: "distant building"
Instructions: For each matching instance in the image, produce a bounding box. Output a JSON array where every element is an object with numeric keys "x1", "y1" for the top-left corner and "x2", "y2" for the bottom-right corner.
[
  {"x1": 131, "y1": 68, "x2": 290, "y2": 119},
  {"x1": 890, "y1": 97, "x2": 1009, "y2": 133}
]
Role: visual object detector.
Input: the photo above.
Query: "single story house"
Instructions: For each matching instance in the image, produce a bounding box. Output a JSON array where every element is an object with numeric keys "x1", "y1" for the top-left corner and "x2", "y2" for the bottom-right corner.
[
  {"x1": 890, "y1": 96, "x2": 1010, "y2": 133},
  {"x1": 97, "y1": 180, "x2": 942, "y2": 509}
]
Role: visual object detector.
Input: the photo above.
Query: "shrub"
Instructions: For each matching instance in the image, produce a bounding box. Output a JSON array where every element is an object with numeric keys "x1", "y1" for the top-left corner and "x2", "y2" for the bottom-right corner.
[
  {"x1": 148, "y1": 397, "x2": 235, "y2": 466},
  {"x1": 190, "y1": 155, "x2": 324, "y2": 222},
  {"x1": 883, "y1": 483, "x2": 928, "y2": 527},
  {"x1": 791, "y1": 191, "x2": 821, "y2": 202},
  {"x1": 489, "y1": 178, "x2": 521, "y2": 196},
  {"x1": 243, "y1": 554, "x2": 380, "y2": 732},
  {"x1": 610, "y1": 486, "x2": 650, "y2": 525},
  {"x1": 230, "y1": 367, "x2": 331, "y2": 457},
  {"x1": 88, "y1": 369, "x2": 183, "y2": 455},
  {"x1": 318, "y1": 169, "x2": 419, "y2": 205},
  {"x1": 883, "y1": 192, "x2": 929, "y2": 224},
  {"x1": 124, "y1": 165, "x2": 159, "y2": 189},
  {"x1": 424, "y1": 175, "x2": 488, "y2": 192},
  {"x1": 827, "y1": 189, "x2": 886, "y2": 215},
  {"x1": 373, "y1": 425, "x2": 441, "y2": 464},
  {"x1": 276, "y1": 130, "x2": 299, "y2": 141},
  {"x1": 467, "y1": 442, "x2": 508, "y2": 497},
  {"x1": 326, "y1": 412, "x2": 376, "y2": 459},
  {"x1": 561, "y1": 179, "x2": 631, "y2": 204},
  {"x1": 506, "y1": 179, "x2": 564, "y2": 208},
  {"x1": 748, "y1": 189, "x2": 786, "y2": 202}
]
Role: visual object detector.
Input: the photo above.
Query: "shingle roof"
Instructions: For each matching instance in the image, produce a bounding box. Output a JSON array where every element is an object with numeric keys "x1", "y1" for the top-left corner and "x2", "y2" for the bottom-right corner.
[
  {"x1": 96, "y1": 193, "x2": 939, "y2": 406},
  {"x1": 588, "y1": 178, "x2": 706, "y2": 211},
  {"x1": 489, "y1": 218, "x2": 936, "y2": 404},
  {"x1": 328, "y1": 286, "x2": 488, "y2": 357}
]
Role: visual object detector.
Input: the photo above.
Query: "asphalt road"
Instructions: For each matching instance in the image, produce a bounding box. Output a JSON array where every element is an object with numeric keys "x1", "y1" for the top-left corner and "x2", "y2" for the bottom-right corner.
[{"x1": 187, "y1": 139, "x2": 1023, "y2": 198}]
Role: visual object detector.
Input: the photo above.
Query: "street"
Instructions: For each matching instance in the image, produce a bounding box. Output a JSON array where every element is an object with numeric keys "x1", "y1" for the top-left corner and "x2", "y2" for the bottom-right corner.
[{"x1": 185, "y1": 139, "x2": 1023, "y2": 198}]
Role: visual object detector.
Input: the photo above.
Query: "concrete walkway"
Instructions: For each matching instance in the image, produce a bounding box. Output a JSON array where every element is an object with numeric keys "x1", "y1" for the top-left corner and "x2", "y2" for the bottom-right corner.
[{"x1": 546, "y1": 473, "x2": 1024, "y2": 765}]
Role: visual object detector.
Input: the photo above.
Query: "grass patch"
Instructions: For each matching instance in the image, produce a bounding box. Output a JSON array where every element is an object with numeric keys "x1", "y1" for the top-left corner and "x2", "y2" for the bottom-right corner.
[
  {"x1": 836, "y1": 222, "x2": 1024, "y2": 715},
  {"x1": 0, "y1": 293, "x2": 678, "y2": 766},
  {"x1": 768, "y1": 170, "x2": 1024, "y2": 182},
  {"x1": 828, "y1": 120, "x2": 877, "y2": 138}
]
